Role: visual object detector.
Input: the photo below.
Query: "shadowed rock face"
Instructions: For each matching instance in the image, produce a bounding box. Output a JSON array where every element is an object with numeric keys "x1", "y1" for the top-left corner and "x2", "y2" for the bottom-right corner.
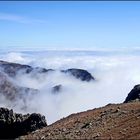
[
  {"x1": 124, "y1": 85, "x2": 140, "y2": 103},
  {"x1": 52, "y1": 84, "x2": 62, "y2": 94},
  {"x1": 0, "y1": 60, "x2": 95, "y2": 82},
  {"x1": 0, "y1": 61, "x2": 95, "y2": 101},
  {"x1": 0, "y1": 107, "x2": 47, "y2": 139},
  {"x1": 0, "y1": 60, "x2": 53, "y2": 77},
  {"x1": 61, "y1": 68, "x2": 95, "y2": 81},
  {"x1": 0, "y1": 60, "x2": 33, "y2": 77}
]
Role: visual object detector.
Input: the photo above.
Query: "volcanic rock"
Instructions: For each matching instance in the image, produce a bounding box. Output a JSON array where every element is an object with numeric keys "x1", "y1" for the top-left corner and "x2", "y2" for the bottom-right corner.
[
  {"x1": 0, "y1": 60, "x2": 33, "y2": 77},
  {"x1": 124, "y1": 84, "x2": 140, "y2": 103},
  {"x1": 21, "y1": 101, "x2": 140, "y2": 139},
  {"x1": 61, "y1": 68, "x2": 95, "y2": 81},
  {"x1": 0, "y1": 107, "x2": 47, "y2": 138},
  {"x1": 0, "y1": 60, "x2": 53, "y2": 77},
  {"x1": 0, "y1": 60, "x2": 95, "y2": 82},
  {"x1": 52, "y1": 84, "x2": 62, "y2": 94}
]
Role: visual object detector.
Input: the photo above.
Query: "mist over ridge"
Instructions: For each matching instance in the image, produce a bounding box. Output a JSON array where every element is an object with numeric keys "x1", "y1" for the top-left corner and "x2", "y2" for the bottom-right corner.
[{"x1": 0, "y1": 49, "x2": 140, "y2": 124}]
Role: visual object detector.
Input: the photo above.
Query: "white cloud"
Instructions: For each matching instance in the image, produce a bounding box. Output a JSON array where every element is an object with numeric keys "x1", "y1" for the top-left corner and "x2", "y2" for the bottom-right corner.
[
  {"x1": 0, "y1": 12, "x2": 46, "y2": 24},
  {"x1": 0, "y1": 50, "x2": 140, "y2": 124}
]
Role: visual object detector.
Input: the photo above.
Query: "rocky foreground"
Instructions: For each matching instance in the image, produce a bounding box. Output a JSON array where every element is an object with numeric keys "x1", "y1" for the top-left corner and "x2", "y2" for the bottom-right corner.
[
  {"x1": 20, "y1": 101, "x2": 140, "y2": 140},
  {"x1": 19, "y1": 85, "x2": 140, "y2": 139},
  {"x1": 0, "y1": 108, "x2": 47, "y2": 139}
]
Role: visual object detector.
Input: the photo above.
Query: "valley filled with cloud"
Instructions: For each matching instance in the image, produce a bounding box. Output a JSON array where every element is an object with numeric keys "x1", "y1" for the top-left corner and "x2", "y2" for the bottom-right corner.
[{"x1": 0, "y1": 49, "x2": 140, "y2": 124}]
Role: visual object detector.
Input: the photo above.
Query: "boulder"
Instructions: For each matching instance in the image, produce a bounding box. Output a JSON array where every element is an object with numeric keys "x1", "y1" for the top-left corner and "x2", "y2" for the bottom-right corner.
[
  {"x1": 124, "y1": 85, "x2": 140, "y2": 103},
  {"x1": 0, "y1": 107, "x2": 47, "y2": 138}
]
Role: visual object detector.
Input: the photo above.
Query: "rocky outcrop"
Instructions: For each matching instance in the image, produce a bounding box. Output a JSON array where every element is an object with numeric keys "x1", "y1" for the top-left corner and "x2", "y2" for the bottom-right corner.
[
  {"x1": 0, "y1": 60, "x2": 95, "y2": 82},
  {"x1": 0, "y1": 60, "x2": 53, "y2": 77},
  {"x1": 61, "y1": 68, "x2": 95, "y2": 81},
  {"x1": 0, "y1": 61, "x2": 96, "y2": 100},
  {"x1": 0, "y1": 60, "x2": 33, "y2": 77},
  {"x1": 52, "y1": 84, "x2": 62, "y2": 94},
  {"x1": 0, "y1": 107, "x2": 47, "y2": 138},
  {"x1": 124, "y1": 85, "x2": 140, "y2": 103}
]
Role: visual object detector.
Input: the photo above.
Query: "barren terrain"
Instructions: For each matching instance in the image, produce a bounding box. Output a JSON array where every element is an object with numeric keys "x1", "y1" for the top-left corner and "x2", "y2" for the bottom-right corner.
[{"x1": 21, "y1": 100, "x2": 140, "y2": 139}]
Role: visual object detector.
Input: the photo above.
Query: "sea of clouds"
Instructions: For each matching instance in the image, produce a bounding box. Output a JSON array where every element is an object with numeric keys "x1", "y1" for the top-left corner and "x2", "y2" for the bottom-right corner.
[{"x1": 0, "y1": 49, "x2": 140, "y2": 124}]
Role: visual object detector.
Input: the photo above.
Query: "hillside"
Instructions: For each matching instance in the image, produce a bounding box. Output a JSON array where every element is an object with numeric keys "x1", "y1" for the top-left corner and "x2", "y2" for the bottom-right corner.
[{"x1": 21, "y1": 101, "x2": 140, "y2": 139}]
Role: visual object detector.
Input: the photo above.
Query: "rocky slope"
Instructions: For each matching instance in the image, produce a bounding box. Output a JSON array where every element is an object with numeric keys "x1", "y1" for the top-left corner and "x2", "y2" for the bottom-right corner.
[
  {"x1": 21, "y1": 85, "x2": 140, "y2": 140},
  {"x1": 21, "y1": 101, "x2": 140, "y2": 140},
  {"x1": 0, "y1": 107, "x2": 47, "y2": 139}
]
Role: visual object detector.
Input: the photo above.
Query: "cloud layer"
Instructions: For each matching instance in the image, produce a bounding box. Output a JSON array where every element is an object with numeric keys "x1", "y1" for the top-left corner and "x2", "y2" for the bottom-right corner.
[{"x1": 0, "y1": 50, "x2": 140, "y2": 124}]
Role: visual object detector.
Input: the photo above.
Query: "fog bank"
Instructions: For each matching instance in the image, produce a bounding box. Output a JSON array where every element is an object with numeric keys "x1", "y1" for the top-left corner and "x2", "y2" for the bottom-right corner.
[{"x1": 0, "y1": 50, "x2": 140, "y2": 124}]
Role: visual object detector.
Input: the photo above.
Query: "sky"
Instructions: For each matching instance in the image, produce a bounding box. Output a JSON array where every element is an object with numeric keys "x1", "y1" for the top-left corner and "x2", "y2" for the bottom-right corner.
[{"x1": 0, "y1": 1, "x2": 140, "y2": 50}]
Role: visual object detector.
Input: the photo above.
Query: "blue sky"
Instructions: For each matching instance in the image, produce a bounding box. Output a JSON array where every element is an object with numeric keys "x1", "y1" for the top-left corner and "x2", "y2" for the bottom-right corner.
[{"x1": 0, "y1": 1, "x2": 140, "y2": 50}]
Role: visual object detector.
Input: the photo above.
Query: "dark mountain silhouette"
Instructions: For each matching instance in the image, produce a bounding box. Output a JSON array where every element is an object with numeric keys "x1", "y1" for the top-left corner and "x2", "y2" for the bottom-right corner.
[
  {"x1": 61, "y1": 68, "x2": 95, "y2": 81},
  {"x1": 0, "y1": 60, "x2": 95, "y2": 82},
  {"x1": 0, "y1": 107, "x2": 47, "y2": 139},
  {"x1": 0, "y1": 60, "x2": 53, "y2": 77},
  {"x1": 124, "y1": 84, "x2": 140, "y2": 103}
]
